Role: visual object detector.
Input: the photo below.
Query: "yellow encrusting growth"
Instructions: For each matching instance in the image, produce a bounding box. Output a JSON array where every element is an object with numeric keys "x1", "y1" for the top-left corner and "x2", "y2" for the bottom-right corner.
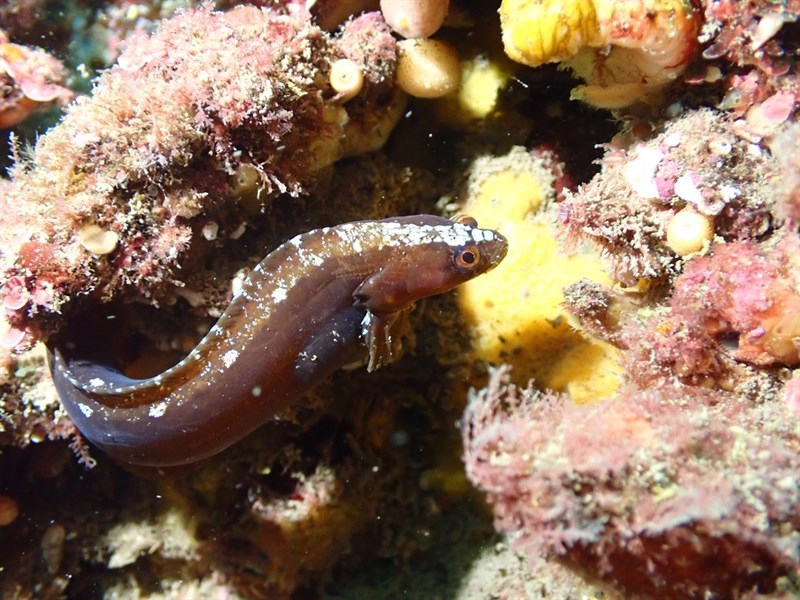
[
  {"x1": 434, "y1": 55, "x2": 512, "y2": 125},
  {"x1": 457, "y1": 58, "x2": 509, "y2": 119},
  {"x1": 458, "y1": 147, "x2": 622, "y2": 403},
  {"x1": 545, "y1": 338, "x2": 625, "y2": 402},
  {"x1": 498, "y1": 0, "x2": 700, "y2": 108},
  {"x1": 500, "y1": 0, "x2": 600, "y2": 67}
]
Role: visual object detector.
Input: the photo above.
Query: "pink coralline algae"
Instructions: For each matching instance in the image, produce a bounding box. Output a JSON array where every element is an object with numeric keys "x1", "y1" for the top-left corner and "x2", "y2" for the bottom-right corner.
[
  {"x1": 562, "y1": 237, "x2": 799, "y2": 390},
  {"x1": 620, "y1": 234, "x2": 800, "y2": 389},
  {"x1": 466, "y1": 88, "x2": 799, "y2": 595},
  {"x1": 769, "y1": 120, "x2": 800, "y2": 225},
  {"x1": 669, "y1": 235, "x2": 800, "y2": 367},
  {"x1": 559, "y1": 108, "x2": 782, "y2": 285},
  {"x1": 0, "y1": 5, "x2": 401, "y2": 349},
  {"x1": 0, "y1": 31, "x2": 73, "y2": 128},
  {"x1": 700, "y1": 0, "x2": 800, "y2": 116},
  {"x1": 785, "y1": 372, "x2": 800, "y2": 415},
  {"x1": 463, "y1": 366, "x2": 800, "y2": 599}
]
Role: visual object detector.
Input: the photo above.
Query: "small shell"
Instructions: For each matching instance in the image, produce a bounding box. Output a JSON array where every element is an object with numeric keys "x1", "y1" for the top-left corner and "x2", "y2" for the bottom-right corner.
[{"x1": 78, "y1": 224, "x2": 119, "y2": 255}]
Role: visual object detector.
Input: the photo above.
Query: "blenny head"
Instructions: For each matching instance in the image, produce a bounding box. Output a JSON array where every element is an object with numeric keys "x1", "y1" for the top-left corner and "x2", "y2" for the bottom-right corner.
[
  {"x1": 354, "y1": 214, "x2": 508, "y2": 314},
  {"x1": 448, "y1": 214, "x2": 508, "y2": 277},
  {"x1": 387, "y1": 213, "x2": 507, "y2": 276}
]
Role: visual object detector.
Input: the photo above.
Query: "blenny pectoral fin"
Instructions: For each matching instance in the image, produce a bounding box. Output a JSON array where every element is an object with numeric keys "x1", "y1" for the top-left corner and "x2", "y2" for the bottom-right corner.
[{"x1": 362, "y1": 308, "x2": 412, "y2": 373}]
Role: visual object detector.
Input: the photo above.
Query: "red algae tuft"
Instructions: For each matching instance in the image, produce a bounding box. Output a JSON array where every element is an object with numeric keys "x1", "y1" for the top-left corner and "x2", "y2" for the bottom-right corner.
[
  {"x1": 463, "y1": 366, "x2": 800, "y2": 598},
  {"x1": 0, "y1": 5, "x2": 401, "y2": 348},
  {"x1": 560, "y1": 108, "x2": 780, "y2": 285},
  {"x1": 467, "y1": 87, "x2": 799, "y2": 595},
  {"x1": 670, "y1": 236, "x2": 800, "y2": 367},
  {"x1": 701, "y1": 0, "x2": 800, "y2": 116}
]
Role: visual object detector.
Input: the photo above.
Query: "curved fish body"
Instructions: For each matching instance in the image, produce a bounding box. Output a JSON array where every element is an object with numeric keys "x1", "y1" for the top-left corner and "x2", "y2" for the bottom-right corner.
[{"x1": 49, "y1": 215, "x2": 507, "y2": 466}]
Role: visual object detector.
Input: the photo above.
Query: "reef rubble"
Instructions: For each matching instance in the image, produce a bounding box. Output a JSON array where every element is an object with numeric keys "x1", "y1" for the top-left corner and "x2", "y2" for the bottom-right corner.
[{"x1": 0, "y1": 1, "x2": 798, "y2": 598}]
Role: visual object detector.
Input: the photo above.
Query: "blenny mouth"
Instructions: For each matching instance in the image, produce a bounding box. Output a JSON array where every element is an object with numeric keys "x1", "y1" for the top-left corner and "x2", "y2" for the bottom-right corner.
[{"x1": 481, "y1": 230, "x2": 508, "y2": 272}]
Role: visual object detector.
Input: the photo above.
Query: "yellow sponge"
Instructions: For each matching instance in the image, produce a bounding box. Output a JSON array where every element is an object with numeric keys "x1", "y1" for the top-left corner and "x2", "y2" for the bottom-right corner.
[
  {"x1": 458, "y1": 147, "x2": 622, "y2": 403},
  {"x1": 435, "y1": 55, "x2": 512, "y2": 125},
  {"x1": 498, "y1": 0, "x2": 700, "y2": 108},
  {"x1": 499, "y1": 0, "x2": 600, "y2": 67}
]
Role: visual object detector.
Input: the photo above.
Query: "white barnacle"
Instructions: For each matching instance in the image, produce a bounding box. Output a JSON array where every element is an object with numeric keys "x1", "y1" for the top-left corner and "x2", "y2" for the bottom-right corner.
[
  {"x1": 78, "y1": 403, "x2": 93, "y2": 418},
  {"x1": 89, "y1": 377, "x2": 106, "y2": 388},
  {"x1": 271, "y1": 287, "x2": 288, "y2": 303},
  {"x1": 329, "y1": 58, "x2": 364, "y2": 102},
  {"x1": 148, "y1": 401, "x2": 168, "y2": 418}
]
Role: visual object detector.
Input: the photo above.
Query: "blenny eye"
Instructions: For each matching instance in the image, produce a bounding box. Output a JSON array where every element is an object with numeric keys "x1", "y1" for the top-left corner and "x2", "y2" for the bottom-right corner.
[
  {"x1": 454, "y1": 215, "x2": 478, "y2": 228},
  {"x1": 454, "y1": 245, "x2": 481, "y2": 272}
]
